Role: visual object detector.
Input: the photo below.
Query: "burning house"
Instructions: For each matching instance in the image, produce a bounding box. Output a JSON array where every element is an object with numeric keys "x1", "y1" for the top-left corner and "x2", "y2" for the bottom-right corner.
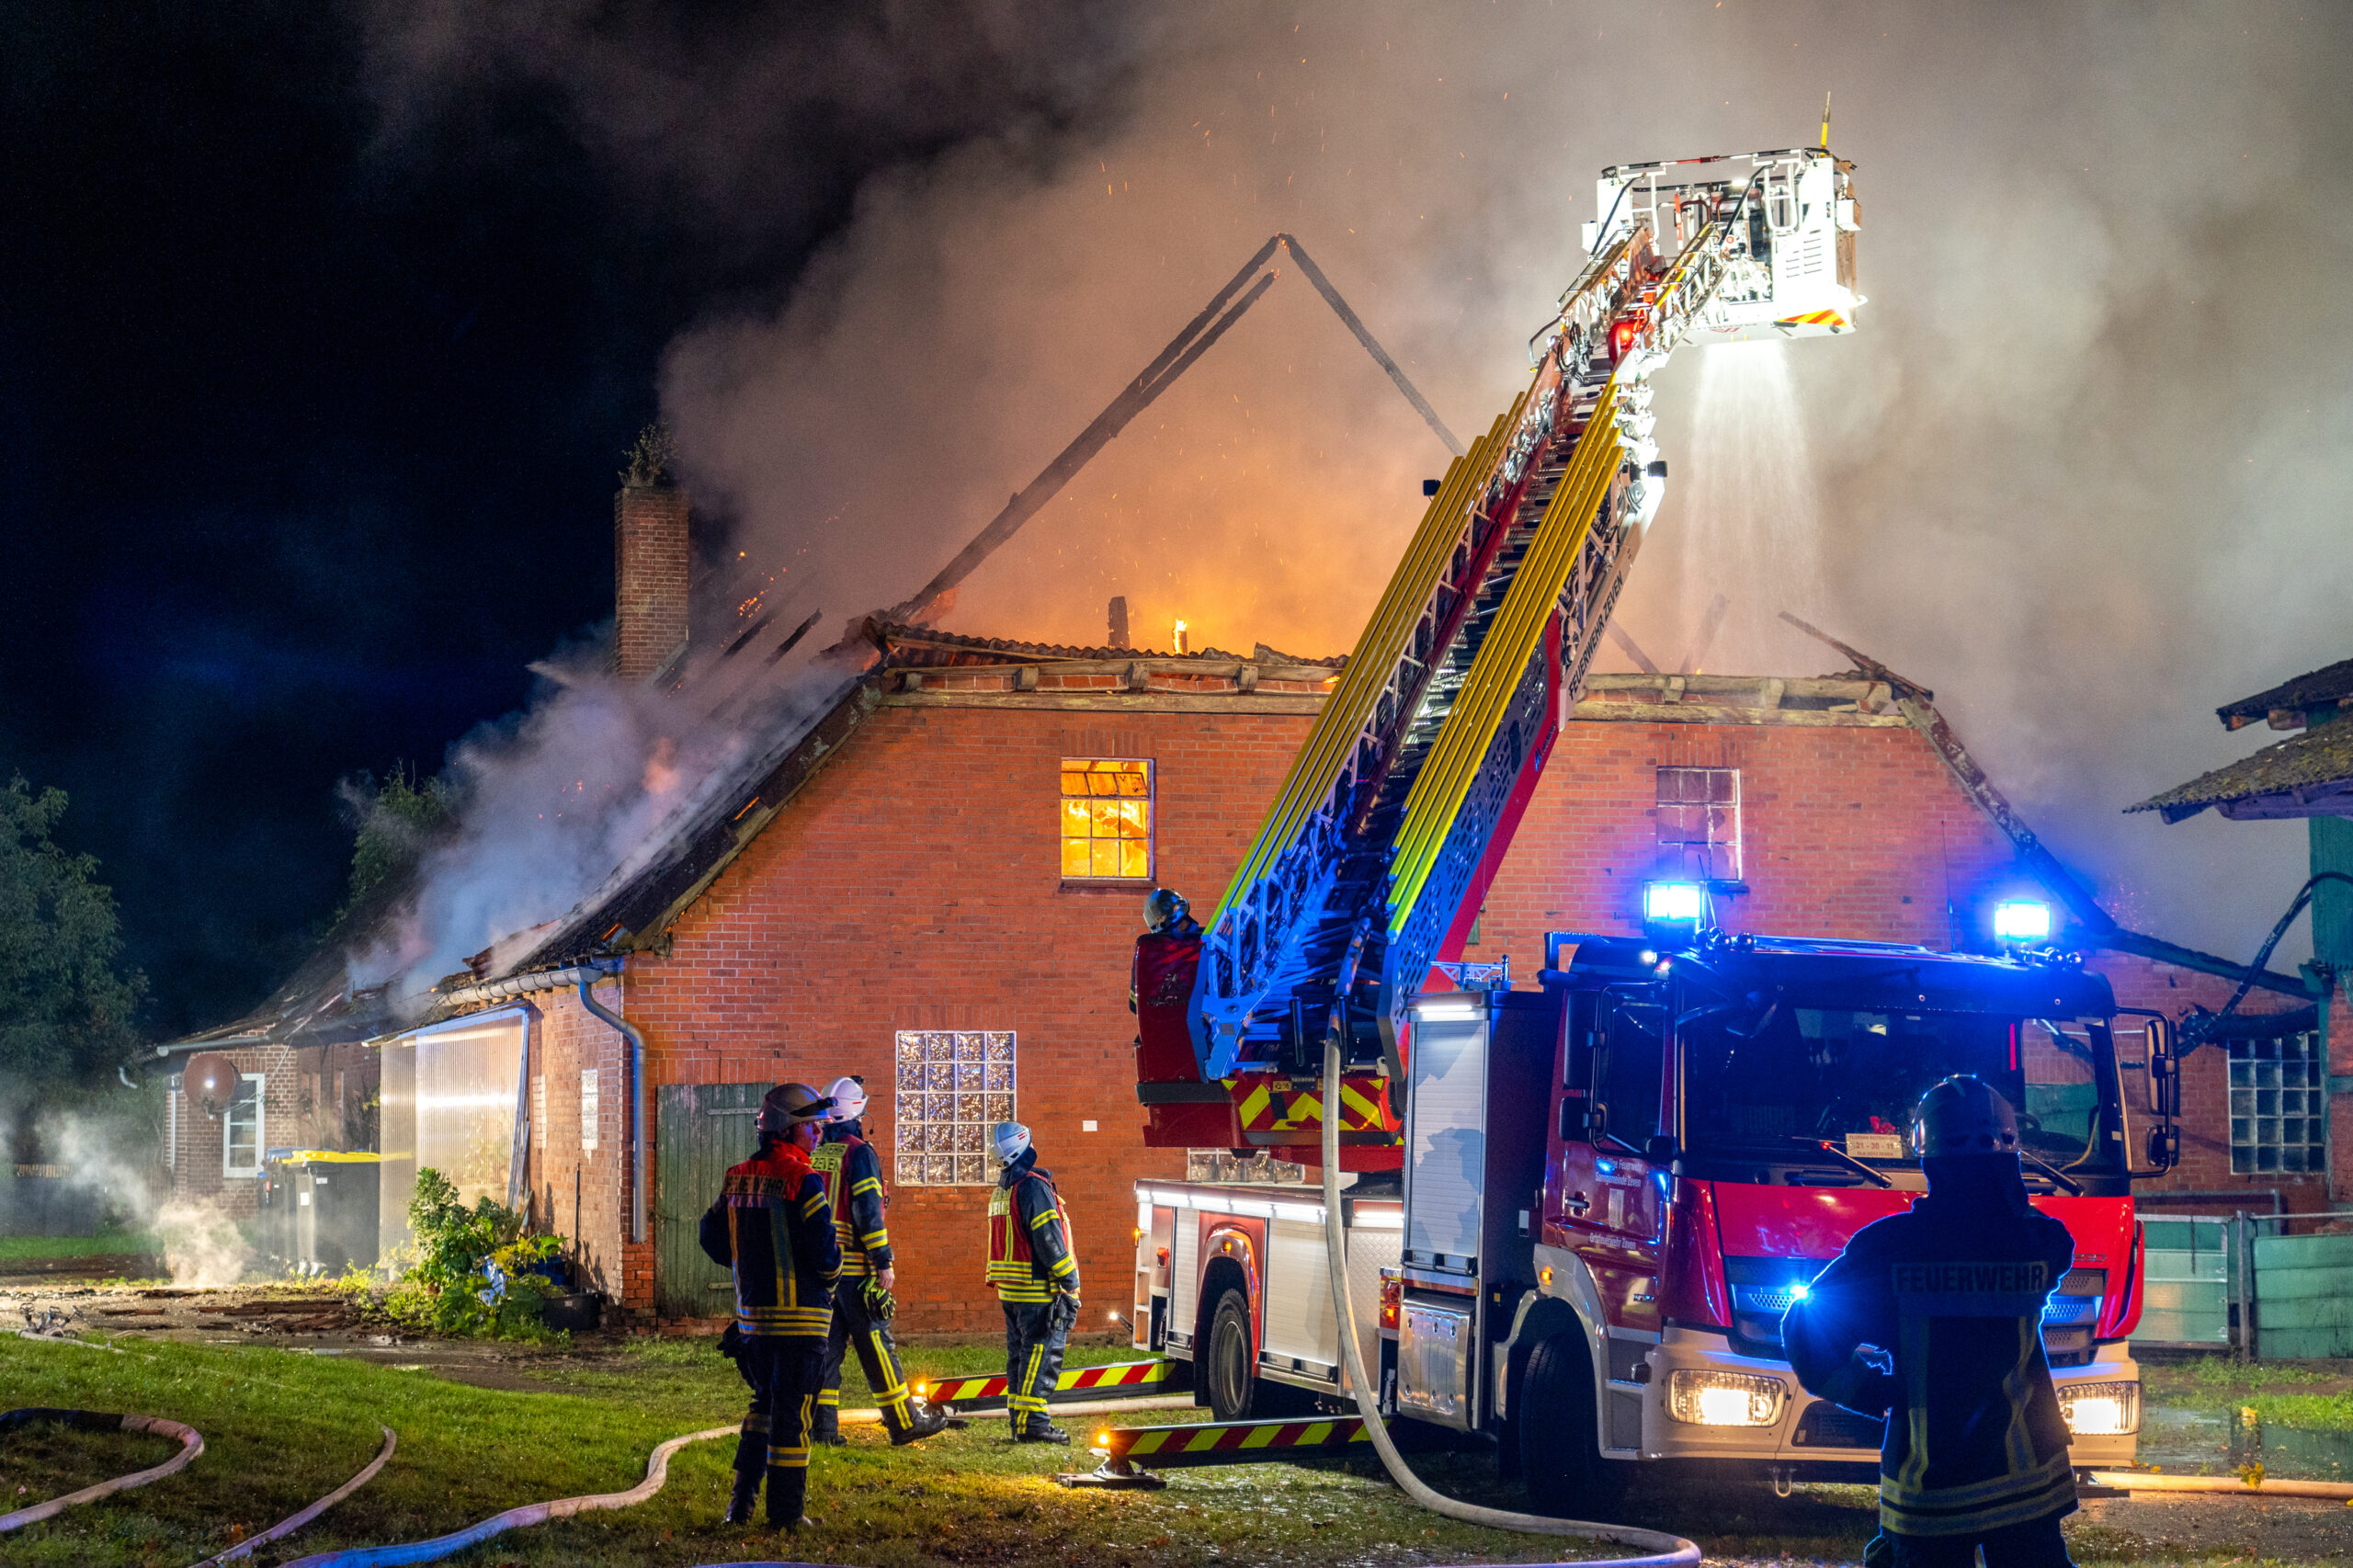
[{"x1": 153, "y1": 473, "x2": 2338, "y2": 1324}]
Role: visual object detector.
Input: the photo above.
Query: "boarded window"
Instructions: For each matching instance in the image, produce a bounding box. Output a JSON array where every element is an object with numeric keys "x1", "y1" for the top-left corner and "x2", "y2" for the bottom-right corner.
[
  {"x1": 2230, "y1": 1031, "x2": 2326, "y2": 1174},
  {"x1": 1061, "y1": 758, "x2": 1153, "y2": 880},
  {"x1": 581, "y1": 1069, "x2": 600, "y2": 1153},
  {"x1": 894, "y1": 1029, "x2": 1015, "y2": 1187},
  {"x1": 1656, "y1": 766, "x2": 1741, "y2": 881}
]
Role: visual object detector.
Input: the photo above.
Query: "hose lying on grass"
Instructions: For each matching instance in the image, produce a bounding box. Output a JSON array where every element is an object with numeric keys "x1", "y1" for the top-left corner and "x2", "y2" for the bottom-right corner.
[
  {"x1": 187, "y1": 1425, "x2": 398, "y2": 1567},
  {"x1": 2085, "y1": 1471, "x2": 2353, "y2": 1502},
  {"x1": 0, "y1": 1407, "x2": 205, "y2": 1531},
  {"x1": 277, "y1": 1423, "x2": 737, "y2": 1568}
]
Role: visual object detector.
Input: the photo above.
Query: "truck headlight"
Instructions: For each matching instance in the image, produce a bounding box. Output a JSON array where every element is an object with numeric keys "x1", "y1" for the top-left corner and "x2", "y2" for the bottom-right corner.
[
  {"x1": 2058, "y1": 1381, "x2": 2138, "y2": 1436},
  {"x1": 1666, "y1": 1369, "x2": 1786, "y2": 1426}
]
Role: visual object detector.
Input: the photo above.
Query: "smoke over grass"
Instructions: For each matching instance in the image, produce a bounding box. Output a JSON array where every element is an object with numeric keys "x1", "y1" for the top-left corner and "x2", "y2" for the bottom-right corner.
[{"x1": 355, "y1": 2, "x2": 2353, "y2": 973}]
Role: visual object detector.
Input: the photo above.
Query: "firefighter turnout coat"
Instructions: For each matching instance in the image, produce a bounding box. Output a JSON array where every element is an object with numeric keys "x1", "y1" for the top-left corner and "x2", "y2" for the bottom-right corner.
[
  {"x1": 699, "y1": 1141, "x2": 843, "y2": 1338},
  {"x1": 812, "y1": 1126, "x2": 892, "y2": 1278},
  {"x1": 986, "y1": 1156, "x2": 1078, "y2": 1303},
  {"x1": 1783, "y1": 1157, "x2": 2079, "y2": 1539}
]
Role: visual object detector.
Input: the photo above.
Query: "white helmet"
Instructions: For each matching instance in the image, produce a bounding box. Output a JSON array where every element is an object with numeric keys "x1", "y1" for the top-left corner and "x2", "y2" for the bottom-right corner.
[
  {"x1": 823, "y1": 1075, "x2": 868, "y2": 1124},
  {"x1": 992, "y1": 1120, "x2": 1032, "y2": 1166}
]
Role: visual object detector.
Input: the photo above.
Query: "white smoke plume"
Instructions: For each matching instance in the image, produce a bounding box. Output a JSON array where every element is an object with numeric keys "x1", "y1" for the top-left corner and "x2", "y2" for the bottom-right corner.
[
  {"x1": 357, "y1": 2, "x2": 2353, "y2": 972},
  {"x1": 348, "y1": 647, "x2": 756, "y2": 1006},
  {"x1": 28, "y1": 1100, "x2": 251, "y2": 1287}
]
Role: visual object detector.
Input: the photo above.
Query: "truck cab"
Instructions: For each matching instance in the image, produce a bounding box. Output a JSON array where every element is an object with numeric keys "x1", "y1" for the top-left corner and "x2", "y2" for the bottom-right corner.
[
  {"x1": 1392, "y1": 927, "x2": 2167, "y2": 1511},
  {"x1": 1136, "y1": 917, "x2": 2178, "y2": 1517}
]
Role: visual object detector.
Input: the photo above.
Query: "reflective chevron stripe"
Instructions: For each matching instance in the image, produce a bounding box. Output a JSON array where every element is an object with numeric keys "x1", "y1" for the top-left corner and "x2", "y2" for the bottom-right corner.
[
  {"x1": 1100, "y1": 1415, "x2": 1371, "y2": 1467},
  {"x1": 921, "y1": 1359, "x2": 1172, "y2": 1407}
]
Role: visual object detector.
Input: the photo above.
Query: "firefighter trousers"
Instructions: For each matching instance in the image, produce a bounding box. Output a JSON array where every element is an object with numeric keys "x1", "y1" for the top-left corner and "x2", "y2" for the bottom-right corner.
[
  {"x1": 814, "y1": 1278, "x2": 917, "y2": 1439},
  {"x1": 1864, "y1": 1512, "x2": 2075, "y2": 1568},
  {"x1": 1001, "y1": 1293, "x2": 1074, "y2": 1430},
  {"x1": 731, "y1": 1335, "x2": 824, "y2": 1524}
]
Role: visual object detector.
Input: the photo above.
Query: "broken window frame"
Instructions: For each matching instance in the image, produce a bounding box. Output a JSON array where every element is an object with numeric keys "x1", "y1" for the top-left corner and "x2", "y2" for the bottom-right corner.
[{"x1": 1655, "y1": 765, "x2": 1742, "y2": 881}]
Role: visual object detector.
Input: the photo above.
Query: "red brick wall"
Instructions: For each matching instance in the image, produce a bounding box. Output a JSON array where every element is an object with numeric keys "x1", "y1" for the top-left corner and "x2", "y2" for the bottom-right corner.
[
  {"x1": 1468, "y1": 720, "x2": 2013, "y2": 956},
  {"x1": 618, "y1": 705, "x2": 1320, "y2": 1332},
  {"x1": 564, "y1": 694, "x2": 2341, "y2": 1329},
  {"x1": 614, "y1": 484, "x2": 689, "y2": 681},
  {"x1": 517, "y1": 986, "x2": 635, "y2": 1304}
]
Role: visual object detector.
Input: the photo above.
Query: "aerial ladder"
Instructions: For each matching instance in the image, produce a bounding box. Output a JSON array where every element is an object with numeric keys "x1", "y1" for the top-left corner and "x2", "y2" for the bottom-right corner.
[{"x1": 1136, "y1": 144, "x2": 1864, "y2": 1164}]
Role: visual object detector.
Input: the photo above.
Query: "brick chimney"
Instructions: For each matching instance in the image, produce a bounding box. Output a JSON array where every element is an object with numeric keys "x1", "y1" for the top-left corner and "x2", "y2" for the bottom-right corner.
[{"x1": 614, "y1": 482, "x2": 689, "y2": 682}]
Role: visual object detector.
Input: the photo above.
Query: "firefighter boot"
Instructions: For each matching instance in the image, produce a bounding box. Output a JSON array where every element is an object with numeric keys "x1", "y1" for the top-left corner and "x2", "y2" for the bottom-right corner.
[
  {"x1": 1018, "y1": 1418, "x2": 1072, "y2": 1445},
  {"x1": 891, "y1": 1400, "x2": 953, "y2": 1446},
  {"x1": 811, "y1": 1406, "x2": 846, "y2": 1447},
  {"x1": 764, "y1": 1464, "x2": 816, "y2": 1532},
  {"x1": 722, "y1": 1466, "x2": 761, "y2": 1525}
]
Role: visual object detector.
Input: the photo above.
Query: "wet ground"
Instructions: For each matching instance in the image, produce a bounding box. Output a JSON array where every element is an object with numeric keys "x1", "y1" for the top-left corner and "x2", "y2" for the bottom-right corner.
[{"x1": 0, "y1": 1275, "x2": 629, "y2": 1391}]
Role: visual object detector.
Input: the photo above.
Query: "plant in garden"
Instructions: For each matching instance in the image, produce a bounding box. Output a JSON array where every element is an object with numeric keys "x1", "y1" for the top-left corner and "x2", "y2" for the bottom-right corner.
[{"x1": 383, "y1": 1167, "x2": 565, "y2": 1341}]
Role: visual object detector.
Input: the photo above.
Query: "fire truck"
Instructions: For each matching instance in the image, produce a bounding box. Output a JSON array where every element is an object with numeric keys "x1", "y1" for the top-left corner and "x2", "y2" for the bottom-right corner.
[{"x1": 1124, "y1": 144, "x2": 2182, "y2": 1512}]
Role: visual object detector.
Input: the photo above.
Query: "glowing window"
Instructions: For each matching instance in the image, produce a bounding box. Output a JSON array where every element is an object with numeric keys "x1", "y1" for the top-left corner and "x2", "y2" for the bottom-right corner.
[
  {"x1": 894, "y1": 1030, "x2": 1016, "y2": 1187},
  {"x1": 1656, "y1": 767, "x2": 1741, "y2": 881},
  {"x1": 1060, "y1": 758, "x2": 1154, "y2": 881}
]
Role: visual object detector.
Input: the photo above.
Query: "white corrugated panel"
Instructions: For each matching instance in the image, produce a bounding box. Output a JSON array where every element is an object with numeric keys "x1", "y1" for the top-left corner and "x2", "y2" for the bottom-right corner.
[
  {"x1": 1405, "y1": 1014, "x2": 1488, "y2": 1265},
  {"x1": 1344, "y1": 1222, "x2": 1400, "y2": 1391},
  {"x1": 1262, "y1": 1219, "x2": 1339, "y2": 1365},
  {"x1": 1168, "y1": 1209, "x2": 1201, "y2": 1345}
]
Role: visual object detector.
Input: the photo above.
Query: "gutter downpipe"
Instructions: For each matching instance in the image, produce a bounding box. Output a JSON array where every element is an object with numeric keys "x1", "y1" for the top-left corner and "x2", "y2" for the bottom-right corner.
[{"x1": 574, "y1": 967, "x2": 647, "y2": 1245}]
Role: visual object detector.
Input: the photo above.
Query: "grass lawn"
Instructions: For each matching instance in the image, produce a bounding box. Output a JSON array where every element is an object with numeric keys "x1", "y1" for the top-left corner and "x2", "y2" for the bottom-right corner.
[
  {"x1": 8, "y1": 1330, "x2": 2349, "y2": 1567},
  {"x1": 0, "y1": 1229, "x2": 158, "y2": 1262},
  {"x1": 1, "y1": 1331, "x2": 1614, "y2": 1567}
]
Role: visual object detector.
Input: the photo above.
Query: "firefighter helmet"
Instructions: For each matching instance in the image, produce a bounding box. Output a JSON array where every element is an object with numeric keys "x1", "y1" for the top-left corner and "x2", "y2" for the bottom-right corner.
[
  {"x1": 1912, "y1": 1075, "x2": 2021, "y2": 1158},
  {"x1": 822, "y1": 1075, "x2": 868, "y2": 1124},
  {"x1": 992, "y1": 1120, "x2": 1032, "y2": 1166},
  {"x1": 757, "y1": 1082, "x2": 835, "y2": 1139},
  {"x1": 1144, "y1": 888, "x2": 1190, "y2": 934}
]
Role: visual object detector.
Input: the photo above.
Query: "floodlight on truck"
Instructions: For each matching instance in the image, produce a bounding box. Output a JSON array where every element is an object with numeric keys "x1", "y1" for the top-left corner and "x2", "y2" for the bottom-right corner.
[{"x1": 2057, "y1": 1381, "x2": 2138, "y2": 1436}]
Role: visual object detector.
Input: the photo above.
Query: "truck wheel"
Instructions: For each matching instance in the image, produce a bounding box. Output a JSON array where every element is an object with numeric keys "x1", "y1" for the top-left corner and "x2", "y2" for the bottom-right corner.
[
  {"x1": 1203, "y1": 1288, "x2": 1260, "y2": 1421},
  {"x1": 1518, "y1": 1334, "x2": 1625, "y2": 1519}
]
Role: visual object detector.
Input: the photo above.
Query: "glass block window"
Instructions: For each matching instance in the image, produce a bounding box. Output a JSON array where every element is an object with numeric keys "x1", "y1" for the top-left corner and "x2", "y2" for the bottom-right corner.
[
  {"x1": 580, "y1": 1069, "x2": 600, "y2": 1153},
  {"x1": 1656, "y1": 766, "x2": 1741, "y2": 880},
  {"x1": 2229, "y1": 1031, "x2": 2327, "y2": 1174},
  {"x1": 894, "y1": 1030, "x2": 1017, "y2": 1186},
  {"x1": 1061, "y1": 758, "x2": 1154, "y2": 880}
]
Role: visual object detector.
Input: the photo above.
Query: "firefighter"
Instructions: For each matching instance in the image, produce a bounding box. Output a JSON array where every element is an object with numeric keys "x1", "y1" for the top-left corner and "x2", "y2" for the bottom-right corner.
[
  {"x1": 1783, "y1": 1076, "x2": 2080, "y2": 1568},
  {"x1": 1131, "y1": 887, "x2": 1203, "y2": 1013},
  {"x1": 985, "y1": 1119, "x2": 1080, "y2": 1444},
  {"x1": 699, "y1": 1082, "x2": 842, "y2": 1533},
  {"x1": 810, "y1": 1074, "x2": 950, "y2": 1447}
]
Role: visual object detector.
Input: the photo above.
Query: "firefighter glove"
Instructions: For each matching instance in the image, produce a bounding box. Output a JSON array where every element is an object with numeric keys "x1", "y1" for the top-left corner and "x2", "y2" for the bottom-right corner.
[{"x1": 861, "y1": 1277, "x2": 898, "y2": 1324}]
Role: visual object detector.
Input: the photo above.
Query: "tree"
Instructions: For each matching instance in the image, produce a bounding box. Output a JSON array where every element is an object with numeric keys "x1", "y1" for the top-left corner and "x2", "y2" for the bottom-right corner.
[
  {"x1": 0, "y1": 775, "x2": 146, "y2": 1093},
  {"x1": 339, "y1": 763, "x2": 455, "y2": 921}
]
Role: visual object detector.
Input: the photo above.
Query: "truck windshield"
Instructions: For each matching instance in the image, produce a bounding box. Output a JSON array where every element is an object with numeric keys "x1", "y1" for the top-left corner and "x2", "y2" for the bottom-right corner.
[{"x1": 1681, "y1": 1007, "x2": 2107, "y2": 1166}]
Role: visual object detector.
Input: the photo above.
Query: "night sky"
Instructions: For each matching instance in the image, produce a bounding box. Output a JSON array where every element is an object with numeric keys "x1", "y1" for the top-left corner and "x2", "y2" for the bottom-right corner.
[{"x1": 1, "y1": 3, "x2": 1127, "y2": 1035}]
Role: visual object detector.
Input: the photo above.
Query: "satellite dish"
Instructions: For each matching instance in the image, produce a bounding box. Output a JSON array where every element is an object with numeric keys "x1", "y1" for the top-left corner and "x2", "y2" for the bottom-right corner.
[{"x1": 183, "y1": 1052, "x2": 238, "y2": 1118}]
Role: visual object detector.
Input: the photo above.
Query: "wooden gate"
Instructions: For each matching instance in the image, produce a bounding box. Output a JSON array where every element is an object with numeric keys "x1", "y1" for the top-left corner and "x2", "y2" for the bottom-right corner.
[
  {"x1": 2134, "y1": 1217, "x2": 2231, "y2": 1347},
  {"x1": 654, "y1": 1082, "x2": 765, "y2": 1320}
]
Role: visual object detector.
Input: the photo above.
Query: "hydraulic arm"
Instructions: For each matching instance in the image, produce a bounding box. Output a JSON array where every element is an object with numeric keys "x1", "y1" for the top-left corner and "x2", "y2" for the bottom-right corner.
[{"x1": 1148, "y1": 146, "x2": 1861, "y2": 1153}]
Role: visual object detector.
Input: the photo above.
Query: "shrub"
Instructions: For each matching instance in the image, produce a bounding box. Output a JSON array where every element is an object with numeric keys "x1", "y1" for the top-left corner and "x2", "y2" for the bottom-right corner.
[{"x1": 381, "y1": 1167, "x2": 565, "y2": 1342}]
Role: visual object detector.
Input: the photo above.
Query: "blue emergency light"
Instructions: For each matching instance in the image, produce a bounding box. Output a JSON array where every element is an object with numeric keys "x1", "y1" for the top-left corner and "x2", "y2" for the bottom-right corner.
[
  {"x1": 1643, "y1": 881, "x2": 1707, "y2": 926},
  {"x1": 1992, "y1": 899, "x2": 2053, "y2": 943}
]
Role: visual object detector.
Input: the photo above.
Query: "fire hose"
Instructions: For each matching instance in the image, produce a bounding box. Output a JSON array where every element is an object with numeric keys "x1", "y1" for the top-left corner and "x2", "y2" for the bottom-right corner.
[
  {"x1": 263, "y1": 1396, "x2": 1184, "y2": 1568},
  {"x1": 0, "y1": 1407, "x2": 205, "y2": 1531},
  {"x1": 187, "y1": 1426, "x2": 397, "y2": 1566},
  {"x1": 1321, "y1": 1034, "x2": 1705, "y2": 1567}
]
